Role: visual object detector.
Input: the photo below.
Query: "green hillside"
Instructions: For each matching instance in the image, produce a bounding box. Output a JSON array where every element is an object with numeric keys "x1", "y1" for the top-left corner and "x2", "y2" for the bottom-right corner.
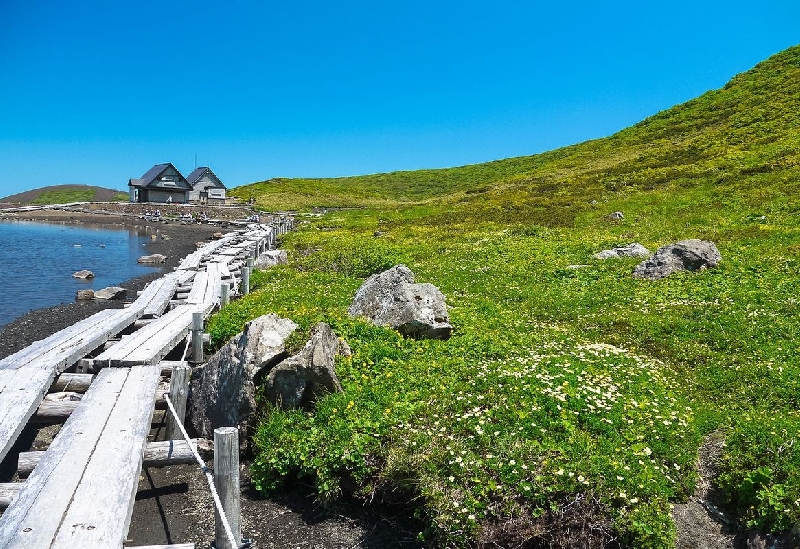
[
  {"x1": 233, "y1": 45, "x2": 799, "y2": 213},
  {"x1": 220, "y1": 45, "x2": 800, "y2": 547},
  {"x1": 0, "y1": 184, "x2": 127, "y2": 204}
]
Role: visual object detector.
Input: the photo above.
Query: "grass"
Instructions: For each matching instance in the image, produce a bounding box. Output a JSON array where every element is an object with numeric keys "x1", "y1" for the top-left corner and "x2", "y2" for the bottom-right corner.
[
  {"x1": 212, "y1": 45, "x2": 800, "y2": 547},
  {"x1": 30, "y1": 187, "x2": 128, "y2": 204}
]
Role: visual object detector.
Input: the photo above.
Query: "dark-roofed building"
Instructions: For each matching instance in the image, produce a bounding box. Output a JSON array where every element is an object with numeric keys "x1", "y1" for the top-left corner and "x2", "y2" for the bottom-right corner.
[
  {"x1": 128, "y1": 163, "x2": 192, "y2": 203},
  {"x1": 186, "y1": 167, "x2": 227, "y2": 204}
]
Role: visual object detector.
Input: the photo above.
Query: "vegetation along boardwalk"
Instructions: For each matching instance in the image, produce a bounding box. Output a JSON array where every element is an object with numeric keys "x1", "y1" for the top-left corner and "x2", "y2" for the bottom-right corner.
[{"x1": 0, "y1": 219, "x2": 285, "y2": 548}]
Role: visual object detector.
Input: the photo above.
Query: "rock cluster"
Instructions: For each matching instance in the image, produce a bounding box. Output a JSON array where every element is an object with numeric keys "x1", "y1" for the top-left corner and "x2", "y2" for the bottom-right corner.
[{"x1": 189, "y1": 314, "x2": 348, "y2": 440}]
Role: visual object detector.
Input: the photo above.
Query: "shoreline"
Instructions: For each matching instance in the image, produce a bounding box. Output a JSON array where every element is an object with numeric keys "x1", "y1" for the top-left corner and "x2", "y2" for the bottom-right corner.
[{"x1": 0, "y1": 210, "x2": 221, "y2": 360}]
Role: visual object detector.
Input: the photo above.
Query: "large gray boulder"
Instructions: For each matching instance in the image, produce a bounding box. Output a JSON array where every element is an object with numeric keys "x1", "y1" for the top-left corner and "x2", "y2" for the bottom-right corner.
[
  {"x1": 254, "y1": 250, "x2": 287, "y2": 269},
  {"x1": 633, "y1": 239, "x2": 721, "y2": 280},
  {"x1": 265, "y1": 322, "x2": 346, "y2": 410},
  {"x1": 188, "y1": 313, "x2": 298, "y2": 439},
  {"x1": 348, "y1": 265, "x2": 451, "y2": 340},
  {"x1": 593, "y1": 243, "x2": 651, "y2": 260}
]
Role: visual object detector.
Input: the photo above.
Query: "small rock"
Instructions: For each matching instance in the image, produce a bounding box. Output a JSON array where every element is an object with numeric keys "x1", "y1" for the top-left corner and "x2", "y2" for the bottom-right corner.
[
  {"x1": 213, "y1": 232, "x2": 224, "y2": 239},
  {"x1": 137, "y1": 253, "x2": 167, "y2": 265},
  {"x1": 94, "y1": 286, "x2": 127, "y2": 300},
  {"x1": 607, "y1": 211, "x2": 624, "y2": 220},
  {"x1": 593, "y1": 243, "x2": 651, "y2": 260},
  {"x1": 160, "y1": 233, "x2": 170, "y2": 241},
  {"x1": 566, "y1": 264, "x2": 589, "y2": 270},
  {"x1": 374, "y1": 230, "x2": 385, "y2": 237},
  {"x1": 72, "y1": 270, "x2": 94, "y2": 279},
  {"x1": 76, "y1": 290, "x2": 95, "y2": 300},
  {"x1": 254, "y1": 250, "x2": 287, "y2": 269}
]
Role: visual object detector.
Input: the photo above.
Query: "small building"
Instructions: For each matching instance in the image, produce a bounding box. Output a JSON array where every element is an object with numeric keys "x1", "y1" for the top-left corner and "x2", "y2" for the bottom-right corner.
[
  {"x1": 186, "y1": 167, "x2": 227, "y2": 204},
  {"x1": 129, "y1": 163, "x2": 191, "y2": 203}
]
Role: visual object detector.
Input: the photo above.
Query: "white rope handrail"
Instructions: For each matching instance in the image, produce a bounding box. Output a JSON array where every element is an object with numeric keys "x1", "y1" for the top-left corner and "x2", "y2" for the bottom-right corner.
[{"x1": 163, "y1": 393, "x2": 242, "y2": 549}]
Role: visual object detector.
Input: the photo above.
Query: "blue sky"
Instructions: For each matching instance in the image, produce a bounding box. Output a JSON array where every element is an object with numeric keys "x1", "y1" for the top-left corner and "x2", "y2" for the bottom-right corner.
[{"x1": 0, "y1": 1, "x2": 798, "y2": 196}]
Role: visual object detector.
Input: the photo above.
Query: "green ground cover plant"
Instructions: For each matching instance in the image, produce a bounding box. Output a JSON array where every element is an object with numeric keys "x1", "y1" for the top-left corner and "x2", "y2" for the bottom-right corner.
[
  {"x1": 215, "y1": 45, "x2": 800, "y2": 547},
  {"x1": 31, "y1": 187, "x2": 127, "y2": 204}
]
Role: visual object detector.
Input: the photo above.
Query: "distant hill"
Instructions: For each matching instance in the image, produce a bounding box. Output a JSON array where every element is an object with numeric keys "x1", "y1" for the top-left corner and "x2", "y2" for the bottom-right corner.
[{"x1": 0, "y1": 184, "x2": 128, "y2": 204}]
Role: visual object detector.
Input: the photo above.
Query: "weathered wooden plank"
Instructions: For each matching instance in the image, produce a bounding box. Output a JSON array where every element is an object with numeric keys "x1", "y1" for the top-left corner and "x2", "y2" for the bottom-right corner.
[
  {"x1": 17, "y1": 439, "x2": 197, "y2": 478},
  {"x1": 176, "y1": 237, "x2": 231, "y2": 270},
  {"x1": 50, "y1": 365, "x2": 161, "y2": 548},
  {"x1": 0, "y1": 483, "x2": 21, "y2": 511},
  {"x1": 0, "y1": 367, "x2": 131, "y2": 547},
  {"x1": 93, "y1": 305, "x2": 196, "y2": 367},
  {"x1": 0, "y1": 309, "x2": 119, "y2": 371},
  {"x1": 173, "y1": 269, "x2": 196, "y2": 285},
  {"x1": 2, "y1": 307, "x2": 141, "y2": 378},
  {"x1": 185, "y1": 271, "x2": 209, "y2": 305},
  {"x1": 0, "y1": 366, "x2": 161, "y2": 548},
  {"x1": 50, "y1": 373, "x2": 93, "y2": 393},
  {"x1": 0, "y1": 367, "x2": 58, "y2": 464},
  {"x1": 136, "y1": 273, "x2": 180, "y2": 318}
]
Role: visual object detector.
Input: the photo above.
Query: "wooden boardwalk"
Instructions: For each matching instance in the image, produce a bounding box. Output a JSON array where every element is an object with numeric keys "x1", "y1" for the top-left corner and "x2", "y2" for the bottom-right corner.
[{"x1": 0, "y1": 222, "x2": 283, "y2": 548}]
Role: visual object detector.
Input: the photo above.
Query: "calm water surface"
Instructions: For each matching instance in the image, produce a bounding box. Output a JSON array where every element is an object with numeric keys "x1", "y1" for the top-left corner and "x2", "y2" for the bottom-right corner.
[{"x1": 0, "y1": 220, "x2": 159, "y2": 328}]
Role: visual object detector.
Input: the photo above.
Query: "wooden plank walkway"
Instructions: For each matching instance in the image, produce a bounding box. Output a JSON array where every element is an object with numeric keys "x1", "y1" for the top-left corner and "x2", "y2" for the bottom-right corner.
[
  {"x1": 0, "y1": 365, "x2": 160, "y2": 548},
  {"x1": 0, "y1": 308, "x2": 143, "y2": 463},
  {"x1": 0, "y1": 221, "x2": 281, "y2": 547}
]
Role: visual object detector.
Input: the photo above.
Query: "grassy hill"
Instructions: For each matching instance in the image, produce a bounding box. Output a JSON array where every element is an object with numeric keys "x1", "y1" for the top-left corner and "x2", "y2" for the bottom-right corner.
[
  {"x1": 0, "y1": 184, "x2": 128, "y2": 204},
  {"x1": 233, "y1": 45, "x2": 799, "y2": 213},
  {"x1": 220, "y1": 45, "x2": 800, "y2": 547}
]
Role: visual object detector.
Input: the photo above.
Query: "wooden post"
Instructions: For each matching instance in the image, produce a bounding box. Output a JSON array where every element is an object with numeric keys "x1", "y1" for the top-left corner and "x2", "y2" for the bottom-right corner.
[
  {"x1": 165, "y1": 364, "x2": 191, "y2": 441},
  {"x1": 191, "y1": 312, "x2": 203, "y2": 364},
  {"x1": 214, "y1": 427, "x2": 241, "y2": 549},
  {"x1": 247, "y1": 256, "x2": 254, "y2": 270},
  {"x1": 221, "y1": 282, "x2": 230, "y2": 306},
  {"x1": 242, "y1": 267, "x2": 250, "y2": 296}
]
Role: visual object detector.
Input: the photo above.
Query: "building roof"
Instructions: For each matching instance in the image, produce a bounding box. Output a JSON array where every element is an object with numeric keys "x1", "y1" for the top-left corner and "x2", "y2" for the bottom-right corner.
[
  {"x1": 186, "y1": 167, "x2": 226, "y2": 189},
  {"x1": 129, "y1": 163, "x2": 192, "y2": 190}
]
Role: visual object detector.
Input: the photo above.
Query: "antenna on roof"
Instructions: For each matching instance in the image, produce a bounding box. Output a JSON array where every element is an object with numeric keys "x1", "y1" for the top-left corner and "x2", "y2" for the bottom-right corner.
[{"x1": 194, "y1": 154, "x2": 197, "y2": 170}]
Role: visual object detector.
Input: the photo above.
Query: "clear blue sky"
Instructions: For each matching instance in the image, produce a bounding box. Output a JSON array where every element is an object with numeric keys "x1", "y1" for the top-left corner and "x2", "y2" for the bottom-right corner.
[{"x1": 0, "y1": 1, "x2": 798, "y2": 196}]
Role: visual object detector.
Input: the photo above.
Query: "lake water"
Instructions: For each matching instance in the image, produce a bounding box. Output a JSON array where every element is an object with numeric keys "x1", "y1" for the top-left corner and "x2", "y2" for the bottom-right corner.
[{"x1": 0, "y1": 220, "x2": 160, "y2": 328}]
